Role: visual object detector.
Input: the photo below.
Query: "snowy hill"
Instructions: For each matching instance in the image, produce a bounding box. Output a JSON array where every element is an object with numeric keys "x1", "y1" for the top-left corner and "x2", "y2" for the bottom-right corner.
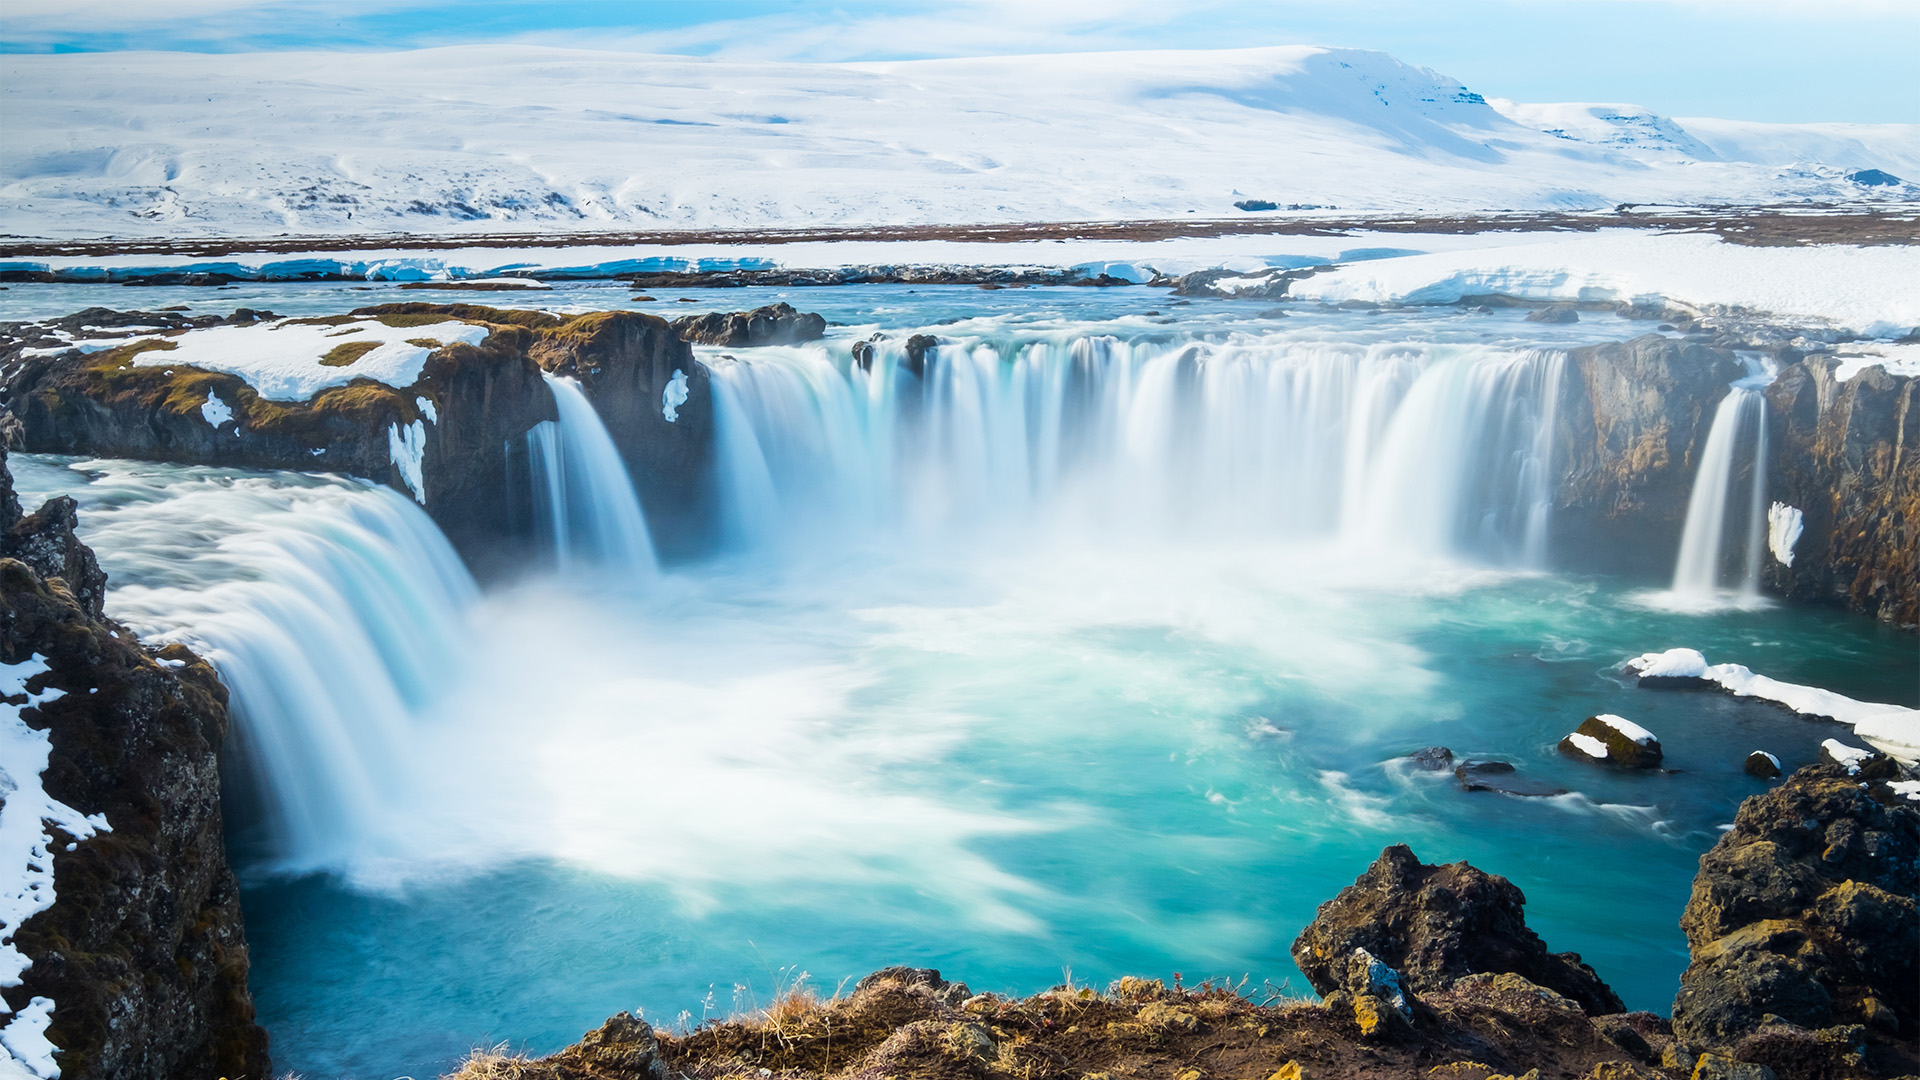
[{"x1": 1, "y1": 44, "x2": 1914, "y2": 239}]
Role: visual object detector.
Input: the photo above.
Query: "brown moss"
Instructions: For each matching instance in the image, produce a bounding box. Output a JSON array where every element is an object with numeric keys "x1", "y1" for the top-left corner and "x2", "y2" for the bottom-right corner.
[
  {"x1": 374, "y1": 312, "x2": 456, "y2": 328},
  {"x1": 320, "y1": 340, "x2": 382, "y2": 367},
  {"x1": 89, "y1": 337, "x2": 178, "y2": 369},
  {"x1": 281, "y1": 314, "x2": 360, "y2": 327},
  {"x1": 406, "y1": 338, "x2": 441, "y2": 348},
  {"x1": 351, "y1": 302, "x2": 562, "y2": 331}
]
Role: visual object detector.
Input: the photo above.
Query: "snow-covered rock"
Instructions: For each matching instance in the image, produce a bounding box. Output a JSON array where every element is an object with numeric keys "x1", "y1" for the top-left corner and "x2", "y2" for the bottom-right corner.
[
  {"x1": 1557, "y1": 713, "x2": 1662, "y2": 769},
  {"x1": 1627, "y1": 649, "x2": 1920, "y2": 763}
]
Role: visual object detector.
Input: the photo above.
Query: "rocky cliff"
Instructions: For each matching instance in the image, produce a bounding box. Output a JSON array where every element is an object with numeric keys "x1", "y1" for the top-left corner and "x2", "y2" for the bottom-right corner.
[
  {"x1": 1762, "y1": 358, "x2": 1917, "y2": 627},
  {"x1": 1551, "y1": 335, "x2": 1745, "y2": 576},
  {"x1": 1, "y1": 304, "x2": 716, "y2": 565},
  {"x1": 0, "y1": 447, "x2": 271, "y2": 1079},
  {"x1": 1672, "y1": 762, "x2": 1918, "y2": 1078}
]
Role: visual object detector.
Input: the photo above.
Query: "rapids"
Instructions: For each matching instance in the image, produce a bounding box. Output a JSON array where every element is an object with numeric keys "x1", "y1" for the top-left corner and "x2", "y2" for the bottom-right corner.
[{"x1": 6, "y1": 286, "x2": 1913, "y2": 1080}]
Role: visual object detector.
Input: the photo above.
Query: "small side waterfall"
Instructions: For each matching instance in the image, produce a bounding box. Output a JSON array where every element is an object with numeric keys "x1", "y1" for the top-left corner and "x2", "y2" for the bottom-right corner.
[
  {"x1": 1671, "y1": 387, "x2": 1768, "y2": 600},
  {"x1": 524, "y1": 373, "x2": 658, "y2": 576}
]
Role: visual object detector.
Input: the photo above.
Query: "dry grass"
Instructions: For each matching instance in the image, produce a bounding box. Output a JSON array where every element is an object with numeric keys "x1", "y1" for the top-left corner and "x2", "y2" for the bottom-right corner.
[
  {"x1": 444, "y1": 1044, "x2": 550, "y2": 1080},
  {"x1": 405, "y1": 337, "x2": 442, "y2": 348}
]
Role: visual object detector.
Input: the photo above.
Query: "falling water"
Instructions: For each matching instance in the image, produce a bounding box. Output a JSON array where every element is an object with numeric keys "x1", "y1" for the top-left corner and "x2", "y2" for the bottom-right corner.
[
  {"x1": 13, "y1": 461, "x2": 480, "y2": 871},
  {"x1": 705, "y1": 334, "x2": 1565, "y2": 565},
  {"x1": 1670, "y1": 387, "x2": 1768, "y2": 600},
  {"x1": 524, "y1": 373, "x2": 658, "y2": 576}
]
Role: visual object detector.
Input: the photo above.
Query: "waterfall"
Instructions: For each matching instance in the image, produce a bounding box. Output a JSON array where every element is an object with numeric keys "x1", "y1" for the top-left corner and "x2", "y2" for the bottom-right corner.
[
  {"x1": 524, "y1": 373, "x2": 658, "y2": 576},
  {"x1": 1671, "y1": 387, "x2": 1768, "y2": 600},
  {"x1": 705, "y1": 334, "x2": 1566, "y2": 565},
  {"x1": 59, "y1": 467, "x2": 480, "y2": 871}
]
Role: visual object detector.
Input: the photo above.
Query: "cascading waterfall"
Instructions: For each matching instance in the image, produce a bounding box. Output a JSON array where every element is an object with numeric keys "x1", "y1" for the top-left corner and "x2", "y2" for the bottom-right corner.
[
  {"x1": 705, "y1": 333, "x2": 1566, "y2": 565},
  {"x1": 34, "y1": 463, "x2": 480, "y2": 871},
  {"x1": 1671, "y1": 385, "x2": 1769, "y2": 601},
  {"x1": 524, "y1": 372, "x2": 658, "y2": 576}
]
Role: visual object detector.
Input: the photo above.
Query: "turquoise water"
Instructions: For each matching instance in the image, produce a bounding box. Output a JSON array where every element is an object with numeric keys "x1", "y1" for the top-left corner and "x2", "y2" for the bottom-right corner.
[{"x1": 7, "y1": 284, "x2": 1915, "y2": 1079}]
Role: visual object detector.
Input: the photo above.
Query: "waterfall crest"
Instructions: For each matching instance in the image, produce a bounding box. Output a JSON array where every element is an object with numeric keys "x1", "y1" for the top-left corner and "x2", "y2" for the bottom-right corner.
[
  {"x1": 524, "y1": 373, "x2": 659, "y2": 577},
  {"x1": 1670, "y1": 386, "x2": 1769, "y2": 603},
  {"x1": 705, "y1": 334, "x2": 1566, "y2": 565},
  {"x1": 55, "y1": 466, "x2": 480, "y2": 870}
]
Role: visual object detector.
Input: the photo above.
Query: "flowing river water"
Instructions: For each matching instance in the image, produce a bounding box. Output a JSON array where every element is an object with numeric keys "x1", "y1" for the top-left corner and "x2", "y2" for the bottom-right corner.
[{"x1": 6, "y1": 282, "x2": 1915, "y2": 1078}]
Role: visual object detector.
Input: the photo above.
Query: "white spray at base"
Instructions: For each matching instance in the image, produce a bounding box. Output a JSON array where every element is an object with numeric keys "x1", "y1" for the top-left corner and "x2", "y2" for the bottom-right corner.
[
  {"x1": 9, "y1": 460, "x2": 479, "y2": 873},
  {"x1": 524, "y1": 372, "x2": 658, "y2": 577},
  {"x1": 705, "y1": 334, "x2": 1567, "y2": 566},
  {"x1": 1670, "y1": 384, "x2": 1769, "y2": 604}
]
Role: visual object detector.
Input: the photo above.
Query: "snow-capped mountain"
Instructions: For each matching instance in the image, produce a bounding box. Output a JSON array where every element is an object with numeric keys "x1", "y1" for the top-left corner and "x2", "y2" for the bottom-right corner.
[{"x1": 1, "y1": 44, "x2": 1913, "y2": 239}]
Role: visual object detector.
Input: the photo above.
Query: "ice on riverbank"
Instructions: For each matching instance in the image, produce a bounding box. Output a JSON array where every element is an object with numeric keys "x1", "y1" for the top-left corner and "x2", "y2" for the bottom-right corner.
[{"x1": 1625, "y1": 647, "x2": 1920, "y2": 762}]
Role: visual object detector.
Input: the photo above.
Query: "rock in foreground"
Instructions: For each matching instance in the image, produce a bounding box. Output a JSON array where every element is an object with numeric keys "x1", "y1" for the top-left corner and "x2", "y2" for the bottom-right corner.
[
  {"x1": 1292, "y1": 843, "x2": 1624, "y2": 1016},
  {"x1": 450, "y1": 965, "x2": 1675, "y2": 1080},
  {"x1": 1673, "y1": 763, "x2": 1918, "y2": 1077}
]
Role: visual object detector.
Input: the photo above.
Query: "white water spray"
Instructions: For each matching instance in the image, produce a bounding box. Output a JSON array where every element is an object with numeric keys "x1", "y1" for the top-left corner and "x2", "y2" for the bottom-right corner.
[{"x1": 524, "y1": 373, "x2": 658, "y2": 577}]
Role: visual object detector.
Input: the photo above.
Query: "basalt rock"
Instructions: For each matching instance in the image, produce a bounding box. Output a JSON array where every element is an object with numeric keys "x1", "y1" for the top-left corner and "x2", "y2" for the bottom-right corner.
[
  {"x1": 1292, "y1": 844, "x2": 1624, "y2": 1016},
  {"x1": 1673, "y1": 763, "x2": 1919, "y2": 1072},
  {"x1": 0, "y1": 448, "x2": 272, "y2": 1079},
  {"x1": 1552, "y1": 335, "x2": 1746, "y2": 575},
  {"x1": 670, "y1": 302, "x2": 826, "y2": 347},
  {"x1": 1761, "y1": 357, "x2": 1918, "y2": 626},
  {"x1": 526, "y1": 308, "x2": 715, "y2": 556},
  {"x1": 1454, "y1": 759, "x2": 1570, "y2": 798}
]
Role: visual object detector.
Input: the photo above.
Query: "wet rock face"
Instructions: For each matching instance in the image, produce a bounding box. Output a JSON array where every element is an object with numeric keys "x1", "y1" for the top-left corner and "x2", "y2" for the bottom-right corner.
[
  {"x1": 670, "y1": 302, "x2": 826, "y2": 347},
  {"x1": 527, "y1": 309, "x2": 715, "y2": 557},
  {"x1": 1673, "y1": 763, "x2": 1919, "y2": 1065},
  {"x1": 1553, "y1": 335, "x2": 1745, "y2": 575},
  {"x1": 0, "y1": 449, "x2": 272, "y2": 1079},
  {"x1": 1291, "y1": 844, "x2": 1624, "y2": 1016},
  {"x1": 1762, "y1": 358, "x2": 1918, "y2": 626}
]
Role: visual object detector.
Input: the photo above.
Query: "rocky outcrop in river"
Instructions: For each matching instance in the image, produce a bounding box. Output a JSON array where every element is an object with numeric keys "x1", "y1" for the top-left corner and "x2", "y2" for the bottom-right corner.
[
  {"x1": 1, "y1": 448, "x2": 271, "y2": 1079},
  {"x1": 1761, "y1": 357, "x2": 1917, "y2": 627}
]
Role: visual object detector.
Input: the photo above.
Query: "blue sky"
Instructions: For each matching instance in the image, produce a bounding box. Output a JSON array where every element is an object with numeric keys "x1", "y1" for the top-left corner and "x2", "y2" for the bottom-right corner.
[{"x1": 3, "y1": 0, "x2": 1915, "y2": 124}]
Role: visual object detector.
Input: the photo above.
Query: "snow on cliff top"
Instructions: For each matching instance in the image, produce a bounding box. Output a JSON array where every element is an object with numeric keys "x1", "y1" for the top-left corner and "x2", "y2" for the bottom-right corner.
[
  {"x1": 2, "y1": 44, "x2": 1915, "y2": 239},
  {"x1": 131, "y1": 316, "x2": 489, "y2": 401}
]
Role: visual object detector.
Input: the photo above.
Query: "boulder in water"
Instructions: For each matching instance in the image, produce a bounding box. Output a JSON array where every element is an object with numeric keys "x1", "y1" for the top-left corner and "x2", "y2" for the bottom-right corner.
[
  {"x1": 670, "y1": 301, "x2": 826, "y2": 347},
  {"x1": 1291, "y1": 843, "x2": 1623, "y2": 1015},
  {"x1": 1526, "y1": 305, "x2": 1580, "y2": 324},
  {"x1": 1744, "y1": 751, "x2": 1782, "y2": 779},
  {"x1": 1408, "y1": 745, "x2": 1454, "y2": 771},
  {"x1": 1454, "y1": 758, "x2": 1570, "y2": 797},
  {"x1": 1558, "y1": 714, "x2": 1663, "y2": 769},
  {"x1": 903, "y1": 334, "x2": 939, "y2": 377}
]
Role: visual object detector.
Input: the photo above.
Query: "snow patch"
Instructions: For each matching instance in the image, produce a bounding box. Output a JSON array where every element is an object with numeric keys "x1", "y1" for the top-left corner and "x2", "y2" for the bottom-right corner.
[
  {"x1": 1832, "y1": 342, "x2": 1920, "y2": 381},
  {"x1": 388, "y1": 420, "x2": 427, "y2": 504},
  {"x1": 1594, "y1": 713, "x2": 1656, "y2": 746},
  {"x1": 415, "y1": 396, "x2": 438, "y2": 425},
  {"x1": 1889, "y1": 780, "x2": 1920, "y2": 802},
  {"x1": 199, "y1": 390, "x2": 232, "y2": 429},
  {"x1": 662, "y1": 368, "x2": 689, "y2": 423},
  {"x1": 1821, "y1": 739, "x2": 1875, "y2": 775},
  {"x1": 0, "y1": 997, "x2": 58, "y2": 1078},
  {"x1": 133, "y1": 317, "x2": 488, "y2": 402},
  {"x1": 1624, "y1": 647, "x2": 1708, "y2": 679},
  {"x1": 3, "y1": 655, "x2": 112, "y2": 1077},
  {"x1": 1627, "y1": 648, "x2": 1920, "y2": 761},
  {"x1": 1766, "y1": 503, "x2": 1803, "y2": 567},
  {"x1": 1564, "y1": 731, "x2": 1609, "y2": 759}
]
